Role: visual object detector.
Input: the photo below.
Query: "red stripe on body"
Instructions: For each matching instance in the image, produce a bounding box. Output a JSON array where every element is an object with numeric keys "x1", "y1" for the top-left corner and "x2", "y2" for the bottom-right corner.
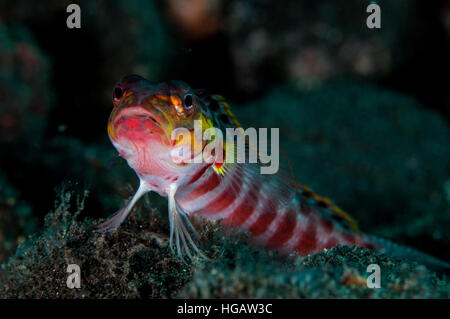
[
  {"x1": 294, "y1": 227, "x2": 317, "y2": 256},
  {"x1": 221, "y1": 180, "x2": 261, "y2": 227},
  {"x1": 247, "y1": 208, "x2": 277, "y2": 236},
  {"x1": 353, "y1": 233, "x2": 375, "y2": 250},
  {"x1": 186, "y1": 165, "x2": 210, "y2": 185},
  {"x1": 322, "y1": 237, "x2": 338, "y2": 249},
  {"x1": 206, "y1": 176, "x2": 373, "y2": 257},
  {"x1": 197, "y1": 176, "x2": 243, "y2": 215},
  {"x1": 341, "y1": 232, "x2": 357, "y2": 245},
  {"x1": 221, "y1": 201, "x2": 255, "y2": 227},
  {"x1": 181, "y1": 171, "x2": 221, "y2": 202},
  {"x1": 320, "y1": 218, "x2": 334, "y2": 234},
  {"x1": 265, "y1": 210, "x2": 297, "y2": 249}
]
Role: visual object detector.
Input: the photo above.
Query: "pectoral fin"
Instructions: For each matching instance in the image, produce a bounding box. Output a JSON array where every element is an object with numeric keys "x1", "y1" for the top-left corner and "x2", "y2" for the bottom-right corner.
[
  {"x1": 96, "y1": 181, "x2": 150, "y2": 232},
  {"x1": 168, "y1": 184, "x2": 209, "y2": 263}
]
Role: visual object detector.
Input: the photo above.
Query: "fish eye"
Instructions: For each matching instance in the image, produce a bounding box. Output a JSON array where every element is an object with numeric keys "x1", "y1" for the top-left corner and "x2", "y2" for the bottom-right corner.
[
  {"x1": 184, "y1": 94, "x2": 193, "y2": 109},
  {"x1": 114, "y1": 87, "x2": 123, "y2": 100}
]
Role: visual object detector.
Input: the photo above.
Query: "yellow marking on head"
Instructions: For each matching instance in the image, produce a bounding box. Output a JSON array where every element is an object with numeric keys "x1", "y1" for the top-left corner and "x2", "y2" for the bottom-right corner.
[
  {"x1": 150, "y1": 97, "x2": 163, "y2": 107},
  {"x1": 155, "y1": 94, "x2": 169, "y2": 102},
  {"x1": 125, "y1": 96, "x2": 134, "y2": 105},
  {"x1": 120, "y1": 90, "x2": 134, "y2": 105},
  {"x1": 107, "y1": 121, "x2": 115, "y2": 139},
  {"x1": 170, "y1": 95, "x2": 185, "y2": 117}
]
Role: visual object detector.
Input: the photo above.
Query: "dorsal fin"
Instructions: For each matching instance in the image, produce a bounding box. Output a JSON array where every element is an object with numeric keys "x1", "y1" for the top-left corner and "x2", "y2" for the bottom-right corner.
[
  {"x1": 296, "y1": 183, "x2": 360, "y2": 233},
  {"x1": 196, "y1": 90, "x2": 241, "y2": 130},
  {"x1": 212, "y1": 94, "x2": 242, "y2": 128},
  {"x1": 281, "y1": 146, "x2": 360, "y2": 233},
  {"x1": 196, "y1": 88, "x2": 360, "y2": 234}
]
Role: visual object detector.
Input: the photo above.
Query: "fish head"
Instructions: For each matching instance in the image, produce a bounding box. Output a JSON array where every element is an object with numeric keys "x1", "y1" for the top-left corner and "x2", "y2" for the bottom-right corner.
[{"x1": 108, "y1": 75, "x2": 211, "y2": 176}]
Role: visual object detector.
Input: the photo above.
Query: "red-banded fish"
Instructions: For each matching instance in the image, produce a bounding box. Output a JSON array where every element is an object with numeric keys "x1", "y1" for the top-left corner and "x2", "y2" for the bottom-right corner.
[{"x1": 97, "y1": 74, "x2": 449, "y2": 269}]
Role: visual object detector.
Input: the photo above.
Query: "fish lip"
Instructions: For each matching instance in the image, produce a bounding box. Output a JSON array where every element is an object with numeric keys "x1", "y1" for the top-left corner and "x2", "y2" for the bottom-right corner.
[{"x1": 114, "y1": 106, "x2": 162, "y2": 129}]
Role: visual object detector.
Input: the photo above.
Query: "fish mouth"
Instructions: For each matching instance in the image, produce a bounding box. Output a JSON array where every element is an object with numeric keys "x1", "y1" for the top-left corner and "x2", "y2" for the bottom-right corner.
[{"x1": 112, "y1": 106, "x2": 164, "y2": 136}]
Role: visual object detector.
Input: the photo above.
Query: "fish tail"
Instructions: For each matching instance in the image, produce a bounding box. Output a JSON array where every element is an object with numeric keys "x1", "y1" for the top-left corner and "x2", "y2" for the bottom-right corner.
[{"x1": 368, "y1": 234, "x2": 450, "y2": 272}]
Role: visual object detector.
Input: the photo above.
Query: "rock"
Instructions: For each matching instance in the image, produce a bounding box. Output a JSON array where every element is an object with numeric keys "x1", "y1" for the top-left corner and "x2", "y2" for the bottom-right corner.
[
  {"x1": 0, "y1": 172, "x2": 36, "y2": 264},
  {"x1": 0, "y1": 25, "x2": 52, "y2": 143}
]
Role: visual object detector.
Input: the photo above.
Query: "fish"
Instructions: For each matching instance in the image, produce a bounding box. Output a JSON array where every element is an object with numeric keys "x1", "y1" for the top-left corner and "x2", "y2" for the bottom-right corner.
[{"x1": 97, "y1": 74, "x2": 450, "y2": 269}]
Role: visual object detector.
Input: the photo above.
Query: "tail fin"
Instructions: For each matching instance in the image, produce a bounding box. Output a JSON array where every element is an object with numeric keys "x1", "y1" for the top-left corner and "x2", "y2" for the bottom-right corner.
[{"x1": 369, "y1": 235, "x2": 450, "y2": 272}]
